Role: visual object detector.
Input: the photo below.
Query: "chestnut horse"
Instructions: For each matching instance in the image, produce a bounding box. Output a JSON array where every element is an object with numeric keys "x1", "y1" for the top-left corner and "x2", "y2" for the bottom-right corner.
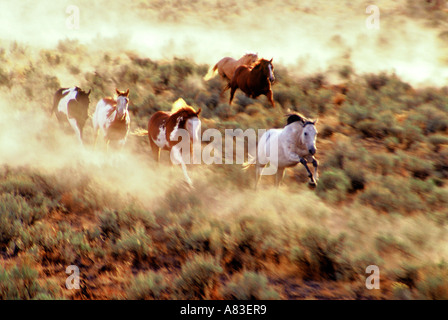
[
  {"x1": 228, "y1": 58, "x2": 275, "y2": 108},
  {"x1": 92, "y1": 89, "x2": 131, "y2": 150},
  {"x1": 206, "y1": 53, "x2": 259, "y2": 83},
  {"x1": 147, "y1": 99, "x2": 201, "y2": 186}
]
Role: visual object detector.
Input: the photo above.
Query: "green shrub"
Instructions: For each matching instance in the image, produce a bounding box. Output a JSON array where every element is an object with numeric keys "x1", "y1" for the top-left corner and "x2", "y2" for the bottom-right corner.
[
  {"x1": 316, "y1": 169, "x2": 351, "y2": 202},
  {"x1": 416, "y1": 262, "x2": 448, "y2": 300},
  {"x1": 126, "y1": 271, "x2": 168, "y2": 300},
  {"x1": 113, "y1": 224, "x2": 155, "y2": 266},
  {"x1": 220, "y1": 271, "x2": 280, "y2": 300},
  {"x1": 174, "y1": 254, "x2": 223, "y2": 299},
  {"x1": 0, "y1": 262, "x2": 60, "y2": 300},
  {"x1": 292, "y1": 228, "x2": 348, "y2": 281}
]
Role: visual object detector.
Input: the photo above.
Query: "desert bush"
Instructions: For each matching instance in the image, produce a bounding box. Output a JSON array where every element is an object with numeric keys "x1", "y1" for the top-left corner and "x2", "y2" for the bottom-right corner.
[
  {"x1": 174, "y1": 254, "x2": 223, "y2": 299},
  {"x1": 416, "y1": 262, "x2": 448, "y2": 300},
  {"x1": 401, "y1": 153, "x2": 434, "y2": 180},
  {"x1": 291, "y1": 228, "x2": 348, "y2": 281},
  {"x1": 364, "y1": 72, "x2": 389, "y2": 91},
  {"x1": 126, "y1": 271, "x2": 168, "y2": 299},
  {"x1": 0, "y1": 262, "x2": 60, "y2": 300},
  {"x1": 428, "y1": 134, "x2": 448, "y2": 152},
  {"x1": 223, "y1": 215, "x2": 274, "y2": 272},
  {"x1": 113, "y1": 224, "x2": 156, "y2": 266},
  {"x1": 220, "y1": 271, "x2": 280, "y2": 300},
  {"x1": 374, "y1": 232, "x2": 411, "y2": 256},
  {"x1": 315, "y1": 169, "x2": 350, "y2": 202}
]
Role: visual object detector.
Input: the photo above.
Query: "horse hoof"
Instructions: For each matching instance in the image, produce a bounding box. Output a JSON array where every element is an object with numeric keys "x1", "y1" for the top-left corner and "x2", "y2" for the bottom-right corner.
[{"x1": 308, "y1": 181, "x2": 317, "y2": 188}]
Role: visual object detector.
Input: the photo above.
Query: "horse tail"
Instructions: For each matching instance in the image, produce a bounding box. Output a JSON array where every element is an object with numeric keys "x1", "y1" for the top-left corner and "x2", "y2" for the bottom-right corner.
[
  {"x1": 131, "y1": 128, "x2": 149, "y2": 137},
  {"x1": 203, "y1": 63, "x2": 218, "y2": 81}
]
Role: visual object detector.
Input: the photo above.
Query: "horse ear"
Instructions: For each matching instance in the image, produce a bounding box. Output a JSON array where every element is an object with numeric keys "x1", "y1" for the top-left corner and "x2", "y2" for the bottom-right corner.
[
  {"x1": 270, "y1": 58, "x2": 273, "y2": 63},
  {"x1": 115, "y1": 88, "x2": 120, "y2": 95},
  {"x1": 313, "y1": 119, "x2": 318, "y2": 125},
  {"x1": 87, "y1": 89, "x2": 91, "y2": 95},
  {"x1": 196, "y1": 108, "x2": 202, "y2": 116},
  {"x1": 125, "y1": 89, "x2": 129, "y2": 97}
]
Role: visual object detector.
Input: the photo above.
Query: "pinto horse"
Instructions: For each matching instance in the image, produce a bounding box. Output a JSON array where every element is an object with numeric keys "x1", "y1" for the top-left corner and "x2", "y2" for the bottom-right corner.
[
  {"x1": 147, "y1": 99, "x2": 201, "y2": 186},
  {"x1": 92, "y1": 89, "x2": 131, "y2": 150},
  {"x1": 51, "y1": 87, "x2": 91, "y2": 145},
  {"x1": 228, "y1": 58, "x2": 275, "y2": 108},
  {"x1": 206, "y1": 53, "x2": 259, "y2": 83},
  {"x1": 244, "y1": 113, "x2": 318, "y2": 189}
]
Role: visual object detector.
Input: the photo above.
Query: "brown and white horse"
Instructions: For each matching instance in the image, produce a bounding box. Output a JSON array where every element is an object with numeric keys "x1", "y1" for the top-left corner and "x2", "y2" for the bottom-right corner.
[
  {"x1": 147, "y1": 99, "x2": 201, "y2": 186},
  {"x1": 207, "y1": 53, "x2": 259, "y2": 83},
  {"x1": 51, "y1": 86, "x2": 91, "y2": 146},
  {"x1": 228, "y1": 58, "x2": 276, "y2": 108},
  {"x1": 92, "y1": 89, "x2": 131, "y2": 150}
]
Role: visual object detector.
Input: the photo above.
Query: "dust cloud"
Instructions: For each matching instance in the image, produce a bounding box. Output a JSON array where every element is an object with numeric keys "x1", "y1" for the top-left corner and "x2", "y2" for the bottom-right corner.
[{"x1": 1, "y1": 0, "x2": 447, "y2": 86}]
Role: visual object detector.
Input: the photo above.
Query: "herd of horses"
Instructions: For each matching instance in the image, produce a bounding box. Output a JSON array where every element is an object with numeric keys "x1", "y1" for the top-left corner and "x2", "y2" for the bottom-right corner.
[{"x1": 50, "y1": 53, "x2": 319, "y2": 188}]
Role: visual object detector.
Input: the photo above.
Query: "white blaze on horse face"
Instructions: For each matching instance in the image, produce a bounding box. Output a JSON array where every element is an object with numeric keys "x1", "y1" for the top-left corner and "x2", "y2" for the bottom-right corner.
[
  {"x1": 301, "y1": 125, "x2": 317, "y2": 155},
  {"x1": 268, "y1": 64, "x2": 275, "y2": 82},
  {"x1": 116, "y1": 95, "x2": 129, "y2": 118}
]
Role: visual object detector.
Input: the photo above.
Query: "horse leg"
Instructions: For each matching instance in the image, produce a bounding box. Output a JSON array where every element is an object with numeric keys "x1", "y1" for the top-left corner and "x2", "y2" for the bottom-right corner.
[
  {"x1": 149, "y1": 138, "x2": 160, "y2": 163},
  {"x1": 172, "y1": 145, "x2": 193, "y2": 186},
  {"x1": 67, "y1": 117, "x2": 84, "y2": 147},
  {"x1": 266, "y1": 89, "x2": 275, "y2": 108},
  {"x1": 229, "y1": 84, "x2": 237, "y2": 106},
  {"x1": 275, "y1": 167, "x2": 285, "y2": 188},
  {"x1": 311, "y1": 157, "x2": 319, "y2": 182},
  {"x1": 300, "y1": 157, "x2": 316, "y2": 186}
]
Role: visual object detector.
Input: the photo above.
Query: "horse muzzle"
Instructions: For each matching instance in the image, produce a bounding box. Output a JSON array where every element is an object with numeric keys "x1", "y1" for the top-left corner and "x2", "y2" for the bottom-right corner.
[
  {"x1": 309, "y1": 147, "x2": 316, "y2": 155},
  {"x1": 269, "y1": 77, "x2": 275, "y2": 83}
]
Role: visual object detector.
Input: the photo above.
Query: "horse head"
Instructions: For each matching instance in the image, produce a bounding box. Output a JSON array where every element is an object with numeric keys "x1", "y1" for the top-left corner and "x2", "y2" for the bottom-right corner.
[
  {"x1": 256, "y1": 58, "x2": 275, "y2": 83},
  {"x1": 287, "y1": 113, "x2": 318, "y2": 155},
  {"x1": 301, "y1": 120, "x2": 318, "y2": 155},
  {"x1": 115, "y1": 88, "x2": 129, "y2": 120}
]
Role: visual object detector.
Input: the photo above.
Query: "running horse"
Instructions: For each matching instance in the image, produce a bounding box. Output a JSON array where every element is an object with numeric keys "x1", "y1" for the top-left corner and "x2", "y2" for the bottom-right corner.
[
  {"x1": 92, "y1": 89, "x2": 131, "y2": 150},
  {"x1": 228, "y1": 58, "x2": 276, "y2": 108},
  {"x1": 207, "y1": 53, "x2": 259, "y2": 83},
  {"x1": 244, "y1": 113, "x2": 319, "y2": 189},
  {"x1": 147, "y1": 99, "x2": 201, "y2": 186},
  {"x1": 51, "y1": 86, "x2": 91, "y2": 146}
]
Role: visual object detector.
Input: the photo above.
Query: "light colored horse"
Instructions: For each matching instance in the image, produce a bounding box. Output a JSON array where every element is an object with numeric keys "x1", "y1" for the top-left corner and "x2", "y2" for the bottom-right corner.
[
  {"x1": 205, "y1": 53, "x2": 259, "y2": 83},
  {"x1": 246, "y1": 113, "x2": 319, "y2": 189},
  {"x1": 92, "y1": 89, "x2": 130, "y2": 150}
]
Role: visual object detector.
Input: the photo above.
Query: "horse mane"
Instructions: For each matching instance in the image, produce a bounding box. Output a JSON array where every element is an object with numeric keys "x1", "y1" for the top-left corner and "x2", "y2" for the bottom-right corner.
[
  {"x1": 286, "y1": 113, "x2": 314, "y2": 126},
  {"x1": 167, "y1": 99, "x2": 201, "y2": 131}
]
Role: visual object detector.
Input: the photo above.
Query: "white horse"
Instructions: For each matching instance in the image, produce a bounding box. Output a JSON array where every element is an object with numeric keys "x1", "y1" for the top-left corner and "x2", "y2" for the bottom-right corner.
[
  {"x1": 92, "y1": 89, "x2": 130, "y2": 150},
  {"x1": 246, "y1": 113, "x2": 319, "y2": 189}
]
